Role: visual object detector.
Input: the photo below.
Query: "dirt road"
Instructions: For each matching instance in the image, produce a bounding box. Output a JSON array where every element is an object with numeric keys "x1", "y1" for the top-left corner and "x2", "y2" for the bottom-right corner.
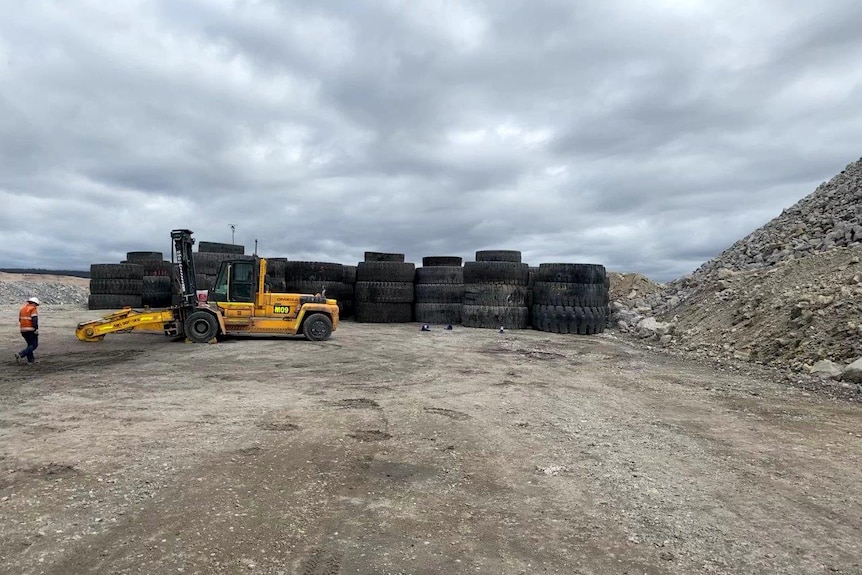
[{"x1": 1, "y1": 305, "x2": 860, "y2": 574}]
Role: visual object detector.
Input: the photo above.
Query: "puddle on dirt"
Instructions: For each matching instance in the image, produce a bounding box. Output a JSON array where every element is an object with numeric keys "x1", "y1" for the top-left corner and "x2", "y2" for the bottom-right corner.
[
  {"x1": 524, "y1": 350, "x2": 567, "y2": 359},
  {"x1": 346, "y1": 430, "x2": 391, "y2": 442},
  {"x1": 493, "y1": 378, "x2": 548, "y2": 387},
  {"x1": 338, "y1": 383, "x2": 393, "y2": 392},
  {"x1": 258, "y1": 421, "x2": 300, "y2": 432},
  {"x1": 423, "y1": 407, "x2": 470, "y2": 420},
  {"x1": 22, "y1": 423, "x2": 63, "y2": 436},
  {"x1": 19, "y1": 462, "x2": 77, "y2": 479},
  {"x1": 57, "y1": 350, "x2": 146, "y2": 370},
  {"x1": 2, "y1": 351, "x2": 145, "y2": 381},
  {"x1": 481, "y1": 347, "x2": 568, "y2": 360},
  {"x1": 329, "y1": 398, "x2": 380, "y2": 410},
  {"x1": 203, "y1": 373, "x2": 246, "y2": 382},
  {"x1": 368, "y1": 459, "x2": 435, "y2": 482},
  {"x1": 456, "y1": 368, "x2": 489, "y2": 376}
]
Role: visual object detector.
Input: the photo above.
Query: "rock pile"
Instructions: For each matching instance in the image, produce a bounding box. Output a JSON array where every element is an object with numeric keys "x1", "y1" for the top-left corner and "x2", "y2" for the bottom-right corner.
[
  {"x1": 611, "y1": 157, "x2": 862, "y2": 388},
  {"x1": 691, "y1": 158, "x2": 862, "y2": 277},
  {"x1": 0, "y1": 278, "x2": 89, "y2": 306}
]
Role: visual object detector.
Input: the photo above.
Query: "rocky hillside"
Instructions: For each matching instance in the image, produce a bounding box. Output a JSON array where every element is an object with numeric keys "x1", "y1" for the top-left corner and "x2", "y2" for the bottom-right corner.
[
  {"x1": 662, "y1": 248, "x2": 861, "y2": 366},
  {"x1": 0, "y1": 272, "x2": 89, "y2": 306},
  {"x1": 613, "y1": 157, "x2": 862, "y2": 387},
  {"x1": 689, "y1": 158, "x2": 862, "y2": 278}
]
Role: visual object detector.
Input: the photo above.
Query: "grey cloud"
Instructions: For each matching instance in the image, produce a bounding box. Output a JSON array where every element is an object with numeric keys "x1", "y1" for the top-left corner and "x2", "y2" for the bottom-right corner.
[{"x1": 1, "y1": 1, "x2": 860, "y2": 281}]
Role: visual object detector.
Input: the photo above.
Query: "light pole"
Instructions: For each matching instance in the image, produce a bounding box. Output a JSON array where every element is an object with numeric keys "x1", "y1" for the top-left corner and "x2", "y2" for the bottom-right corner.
[{"x1": 229, "y1": 224, "x2": 236, "y2": 245}]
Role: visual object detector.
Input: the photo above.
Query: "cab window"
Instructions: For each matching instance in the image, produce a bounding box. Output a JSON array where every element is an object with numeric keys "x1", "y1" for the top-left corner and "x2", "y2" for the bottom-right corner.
[
  {"x1": 230, "y1": 262, "x2": 254, "y2": 302},
  {"x1": 211, "y1": 261, "x2": 254, "y2": 303},
  {"x1": 212, "y1": 265, "x2": 229, "y2": 302}
]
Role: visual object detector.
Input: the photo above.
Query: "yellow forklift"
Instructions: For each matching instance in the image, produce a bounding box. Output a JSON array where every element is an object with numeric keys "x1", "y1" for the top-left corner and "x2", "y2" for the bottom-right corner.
[{"x1": 76, "y1": 229, "x2": 339, "y2": 343}]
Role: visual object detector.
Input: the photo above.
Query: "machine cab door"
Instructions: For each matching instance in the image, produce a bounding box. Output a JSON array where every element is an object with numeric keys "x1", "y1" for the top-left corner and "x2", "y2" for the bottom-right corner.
[
  {"x1": 212, "y1": 260, "x2": 257, "y2": 325},
  {"x1": 212, "y1": 260, "x2": 256, "y2": 303}
]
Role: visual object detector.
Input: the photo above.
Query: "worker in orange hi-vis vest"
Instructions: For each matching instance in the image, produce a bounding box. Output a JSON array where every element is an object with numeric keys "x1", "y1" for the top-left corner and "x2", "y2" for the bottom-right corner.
[{"x1": 15, "y1": 296, "x2": 40, "y2": 365}]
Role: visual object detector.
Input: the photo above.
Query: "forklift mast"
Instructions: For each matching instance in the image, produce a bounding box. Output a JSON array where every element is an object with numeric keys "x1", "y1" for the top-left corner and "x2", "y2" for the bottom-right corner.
[{"x1": 171, "y1": 229, "x2": 198, "y2": 307}]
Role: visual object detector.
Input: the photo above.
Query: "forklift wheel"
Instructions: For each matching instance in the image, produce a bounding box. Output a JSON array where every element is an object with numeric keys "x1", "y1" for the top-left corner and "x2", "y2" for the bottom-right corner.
[
  {"x1": 302, "y1": 313, "x2": 333, "y2": 341},
  {"x1": 185, "y1": 310, "x2": 219, "y2": 343}
]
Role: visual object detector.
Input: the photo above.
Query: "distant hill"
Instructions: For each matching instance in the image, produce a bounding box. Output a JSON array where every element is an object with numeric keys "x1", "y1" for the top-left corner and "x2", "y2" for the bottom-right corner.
[{"x1": 0, "y1": 268, "x2": 90, "y2": 278}]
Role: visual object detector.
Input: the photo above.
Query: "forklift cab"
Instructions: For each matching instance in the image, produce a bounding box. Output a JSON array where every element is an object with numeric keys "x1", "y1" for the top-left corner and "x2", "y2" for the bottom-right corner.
[{"x1": 212, "y1": 259, "x2": 256, "y2": 303}]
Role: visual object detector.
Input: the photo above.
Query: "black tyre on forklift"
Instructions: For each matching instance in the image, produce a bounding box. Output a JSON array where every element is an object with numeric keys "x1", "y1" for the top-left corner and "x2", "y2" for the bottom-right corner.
[
  {"x1": 185, "y1": 310, "x2": 219, "y2": 343},
  {"x1": 302, "y1": 313, "x2": 333, "y2": 341}
]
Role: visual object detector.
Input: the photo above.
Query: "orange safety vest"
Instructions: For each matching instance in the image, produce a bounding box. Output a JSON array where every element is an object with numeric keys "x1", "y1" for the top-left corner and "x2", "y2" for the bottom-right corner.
[{"x1": 19, "y1": 303, "x2": 38, "y2": 332}]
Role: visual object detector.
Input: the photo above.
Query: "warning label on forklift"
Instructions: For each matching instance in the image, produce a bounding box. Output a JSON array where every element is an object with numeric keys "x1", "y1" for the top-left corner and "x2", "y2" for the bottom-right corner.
[{"x1": 273, "y1": 305, "x2": 290, "y2": 314}]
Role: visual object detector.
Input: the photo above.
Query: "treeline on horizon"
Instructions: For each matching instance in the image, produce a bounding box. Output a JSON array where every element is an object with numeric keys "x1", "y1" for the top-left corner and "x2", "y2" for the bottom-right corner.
[{"x1": 0, "y1": 268, "x2": 90, "y2": 278}]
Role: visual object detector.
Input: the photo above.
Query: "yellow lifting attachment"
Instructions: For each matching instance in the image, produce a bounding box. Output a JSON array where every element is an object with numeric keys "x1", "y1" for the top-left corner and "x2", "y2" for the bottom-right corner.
[{"x1": 76, "y1": 307, "x2": 181, "y2": 342}]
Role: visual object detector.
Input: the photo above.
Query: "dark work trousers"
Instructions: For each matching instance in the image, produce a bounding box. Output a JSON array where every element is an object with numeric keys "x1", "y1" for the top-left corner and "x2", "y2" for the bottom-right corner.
[{"x1": 19, "y1": 331, "x2": 38, "y2": 363}]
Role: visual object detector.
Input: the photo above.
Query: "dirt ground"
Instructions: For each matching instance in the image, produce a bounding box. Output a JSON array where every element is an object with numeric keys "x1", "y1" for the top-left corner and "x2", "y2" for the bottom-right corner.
[{"x1": 1, "y1": 305, "x2": 861, "y2": 575}]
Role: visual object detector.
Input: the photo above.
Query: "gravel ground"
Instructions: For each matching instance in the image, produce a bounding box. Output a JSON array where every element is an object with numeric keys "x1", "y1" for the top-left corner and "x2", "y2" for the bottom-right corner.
[{"x1": 1, "y1": 305, "x2": 861, "y2": 575}]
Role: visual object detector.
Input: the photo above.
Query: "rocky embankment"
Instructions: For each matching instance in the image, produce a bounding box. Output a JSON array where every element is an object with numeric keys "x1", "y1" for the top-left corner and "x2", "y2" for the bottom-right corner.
[
  {"x1": 611, "y1": 157, "x2": 862, "y2": 392},
  {"x1": 0, "y1": 272, "x2": 89, "y2": 307}
]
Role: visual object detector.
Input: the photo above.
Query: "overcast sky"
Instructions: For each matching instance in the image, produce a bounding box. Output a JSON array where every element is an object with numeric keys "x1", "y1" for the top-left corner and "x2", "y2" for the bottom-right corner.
[{"x1": 1, "y1": 1, "x2": 860, "y2": 281}]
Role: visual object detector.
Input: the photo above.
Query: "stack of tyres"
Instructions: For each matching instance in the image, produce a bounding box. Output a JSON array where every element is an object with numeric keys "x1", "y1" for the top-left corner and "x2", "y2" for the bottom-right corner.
[
  {"x1": 265, "y1": 257, "x2": 288, "y2": 293},
  {"x1": 474, "y1": 250, "x2": 522, "y2": 263},
  {"x1": 198, "y1": 241, "x2": 244, "y2": 255},
  {"x1": 125, "y1": 251, "x2": 163, "y2": 264},
  {"x1": 354, "y1": 253, "x2": 414, "y2": 323},
  {"x1": 340, "y1": 265, "x2": 357, "y2": 318},
  {"x1": 531, "y1": 263, "x2": 608, "y2": 334},
  {"x1": 88, "y1": 264, "x2": 144, "y2": 309},
  {"x1": 193, "y1": 253, "x2": 220, "y2": 291},
  {"x1": 603, "y1": 274, "x2": 611, "y2": 328},
  {"x1": 462, "y1": 250, "x2": 530, "y2": 329},
  {"x1": 283, "y1": 262, "x2": 348, "y2": 313},
  {"x1": 414, "y1": 256, "x2": 464, "y2": 325},
  {"x1": 192, "y1": 253, "x2": 254, "y2": 293},
  {"x1": 126, "y1": 251, "x2": 173, "y2": 308},
  {"x1": 342, "y1": 265, "x2": 357, "y2": 284},
  {"x1": 193, "y1": 242, "x2": 248, "y2": 296},
  {"x1": 317, "y1": 274, "x2": 353, "y2": 317},
  {"x1": 527, "y1": 266, "x2": 539, "y2": 322},
  {"x1": 364, "y1": 251, "x2": 404, "y2": 262}
]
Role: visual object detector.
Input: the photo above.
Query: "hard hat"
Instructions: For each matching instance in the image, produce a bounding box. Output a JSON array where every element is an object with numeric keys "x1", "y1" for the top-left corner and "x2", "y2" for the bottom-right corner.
[{"x1": 27, "y1": 296, "x2": 41, "y2": 305}]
